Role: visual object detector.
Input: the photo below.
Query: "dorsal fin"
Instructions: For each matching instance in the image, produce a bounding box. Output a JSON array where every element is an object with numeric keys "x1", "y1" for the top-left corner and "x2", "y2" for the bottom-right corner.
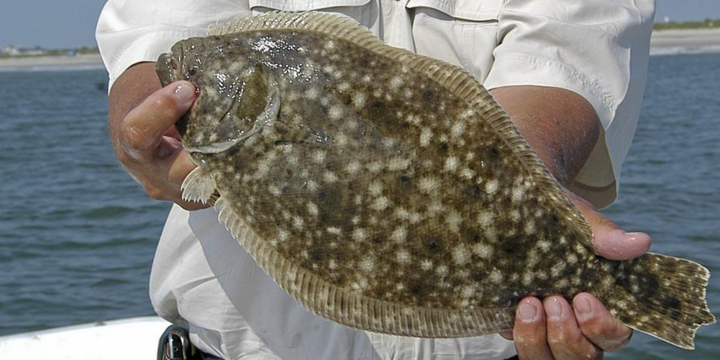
[{"x1": 209, "y1": 11, "x2": 382, "y2": 50}]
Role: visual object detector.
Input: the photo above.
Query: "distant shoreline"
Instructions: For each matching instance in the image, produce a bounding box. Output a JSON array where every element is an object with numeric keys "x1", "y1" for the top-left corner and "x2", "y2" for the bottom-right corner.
[
  {"x1": 1, "y1": 28, "x2": 719, "y2": 72},
  {"x1": 0, "y1": 54, "x2": 104, "y2": 71},
  {"x1": 651, "y1": 28, "x2": 720, "y2": 48}
]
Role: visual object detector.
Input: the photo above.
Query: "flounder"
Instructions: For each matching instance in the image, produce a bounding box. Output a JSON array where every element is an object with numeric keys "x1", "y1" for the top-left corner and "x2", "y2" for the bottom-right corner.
[{"x1": 155, "y1": 11, "x2": 714, "y2": 349}]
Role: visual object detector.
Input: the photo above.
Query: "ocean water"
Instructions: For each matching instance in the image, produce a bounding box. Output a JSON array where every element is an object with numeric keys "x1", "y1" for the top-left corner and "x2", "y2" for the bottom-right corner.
[{"x1": 0, "y1": 52, "x2": 718, "y2": 358}]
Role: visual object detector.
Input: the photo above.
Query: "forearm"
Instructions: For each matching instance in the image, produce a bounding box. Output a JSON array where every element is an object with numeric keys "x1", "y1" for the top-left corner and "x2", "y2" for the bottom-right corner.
[{"x1": 490, "y1": 86, "x2": 600, "y2": 186}]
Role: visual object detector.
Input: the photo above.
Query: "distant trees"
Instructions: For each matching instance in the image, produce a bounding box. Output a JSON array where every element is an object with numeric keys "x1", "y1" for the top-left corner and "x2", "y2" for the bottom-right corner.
[{"x1": 654, "y1": 18, "x2": 718, "y2": 30}]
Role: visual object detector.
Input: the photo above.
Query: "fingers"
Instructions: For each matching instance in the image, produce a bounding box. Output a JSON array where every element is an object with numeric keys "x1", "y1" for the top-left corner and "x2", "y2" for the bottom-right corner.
[
  {"x1": 567, "y1": 191, "x2": 651, "y2": 260},
  {"x1": 513, "y1": 294, "x2": 633, "y2": 359},
  {"x1": 113, "y1": 79, "x2": 208, "y2": 210},
  {"x1": 514, "y1": 298, "x2": 553, "y2": 359},
  {"x1": 543, "y1": 296, "x2": 603, "y2": 360},
  {"x1": 573, "y1": 293, "x2": 633, "y2": 352},
  {"x1": 120, "y1": 81, "x2": 196, "y2": 161},
  {"x1": 514, "y1": 296, "x2": 603, "y2": 360}
]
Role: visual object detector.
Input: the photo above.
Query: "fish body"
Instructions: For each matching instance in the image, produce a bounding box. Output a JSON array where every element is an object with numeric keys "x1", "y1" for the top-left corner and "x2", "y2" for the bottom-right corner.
[{"x1": 155, "y1": 12, "x2": 714, "y2": 349}]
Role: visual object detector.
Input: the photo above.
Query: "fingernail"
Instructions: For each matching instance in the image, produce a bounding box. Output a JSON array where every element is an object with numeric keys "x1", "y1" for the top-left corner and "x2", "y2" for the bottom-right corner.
[
  {"x1": 518, "y1": 302, "x2": 537, "y2": 322},
  {"x1": 174, "y1": 81, "x2": 196, "y2": 105},
  {"x1": 609, "y1": 229, "x2": 628, "y2": 242},
  {"x1": 156, "y1": 142, "x2": 174, "y2": 159},
  {"x1": 545, "y1": 298, "x2": 562, "y2": 320},
  {"x1": 626, "y1": 232, "x2": 652, "y2": 250},
  {"x1": 575, "y1": 296, "x2": 593, "y2": 317}
]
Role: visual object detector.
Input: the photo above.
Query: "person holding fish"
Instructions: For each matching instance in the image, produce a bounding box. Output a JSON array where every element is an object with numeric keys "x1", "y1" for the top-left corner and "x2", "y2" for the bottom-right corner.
[{"x1": 94, "y1": 1, "x2": 700, "y2": 359}]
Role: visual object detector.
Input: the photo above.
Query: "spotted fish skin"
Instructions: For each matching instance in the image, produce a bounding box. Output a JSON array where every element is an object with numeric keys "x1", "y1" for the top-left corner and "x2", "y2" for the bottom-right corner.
[{"x1": 156, "y1": 12, "x2": 714, "y2": 349}]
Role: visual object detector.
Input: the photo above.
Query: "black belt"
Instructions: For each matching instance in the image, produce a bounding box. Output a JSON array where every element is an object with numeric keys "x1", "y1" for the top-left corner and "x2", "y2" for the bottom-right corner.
[
  {"x1": 157, "y1": 325, "x2": 518, "y2": 360},
  {"x1": 157, "y1": 325, "x2": 223, "y2": 360}
]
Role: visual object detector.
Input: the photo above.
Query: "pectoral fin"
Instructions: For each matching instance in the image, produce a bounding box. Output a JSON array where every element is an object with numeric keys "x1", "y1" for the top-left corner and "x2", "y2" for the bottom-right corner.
[{"x1": 181, "y1": 167, "x2": 216, "y2": 204}]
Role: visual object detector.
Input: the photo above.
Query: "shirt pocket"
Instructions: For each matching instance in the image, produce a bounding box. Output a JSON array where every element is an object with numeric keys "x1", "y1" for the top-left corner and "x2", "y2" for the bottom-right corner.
[
  {"x1": 250, "y1": 0, "x2": 372, "y2": 26},
  {"x1": 407, "y1": 0, "x2": 501, "y2": 23},
  {"x1": 407, "y1": 0, "x2": 502, "y2": 83}
]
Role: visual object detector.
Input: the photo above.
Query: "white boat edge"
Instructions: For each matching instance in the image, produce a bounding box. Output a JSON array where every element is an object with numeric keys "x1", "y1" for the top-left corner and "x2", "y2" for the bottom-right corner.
[{"x1": 0, "y1": 316, "x2": 171, "y2": 360}]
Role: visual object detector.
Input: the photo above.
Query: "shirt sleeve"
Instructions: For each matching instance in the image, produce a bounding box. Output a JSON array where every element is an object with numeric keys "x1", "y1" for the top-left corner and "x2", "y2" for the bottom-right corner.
[
  {"x1": 95, "y1": 0, "x2": 252, "y2": 90},
  {"x1": 483, "y1": 0, "x2": 655, "y2": 208}
]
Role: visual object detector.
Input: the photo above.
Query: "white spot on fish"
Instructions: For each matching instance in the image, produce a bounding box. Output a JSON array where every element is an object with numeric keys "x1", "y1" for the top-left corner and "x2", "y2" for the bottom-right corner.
[
  {"x1": 346, "y1": 160, "x2": 361, "y2": 175},
  {"x1": 390, "y1": 75, "x2": 404, "y2": 90},
  {"x1": 337, "y1": 81, "x2": 350, "y2": 91},
  {"x1": 366, "y1": 161, "x2": 384, "y2": 173},
  {"x1": 323, "y1": 171, "x2": 338, "y2": 183},
  {"x1": 473, "y1": 243, "x2": 494, "y2": 259},
  {"x1": 477, "y1": 211, "x2": 494, "y2": 226},
  {"x1": 406, "y1": 114, "x2": 421, "y2": 125},
  {"x1": 335, "y1": 133, "x2": 348, "y2": 147},
  {"x1": 452, "y1": 245, "x2": 470, "y2": 265},
  {"x1": 511, "y1": 187, "x2": 525, "y2": 202},
  {"x1": 460, "y1": 168, "x2": 474, "y2": 180},
  {"x1": 418, "y1": 177, "x2": 439, "y2": 193},
  {"x1": 307, "y1": 202, "x2": 319, "y2": 217},
  {"x1": 371, "y1": 196, "x2": 390, "y2": 211},
  {"x1": 485, "y1": 179, "x2": 499, "y2": 195},
  {"x1": 359, "y1": 257, "x2": 375, "y2": 272},
  {"x1": 461, "y1": 286, "x2": 475, "y2": 299},
  {"x1": 489, "y1": 270, "x2": 503, "y2": 284},
  {"x1": 312, "y1": 150, "x2": 326, "y2": 164},
  {"x1": 292, "y1": 216, "x2": 304, "y2": 230},
  {"x1": 353, "y1": 228, "x2": 367, "y2": 242},
  {"x1": 538, "y1": 240, "x2": 551, "y2": 252},
  {"x1": 387, "y1": 157, "x2": 410, "y2": 171},
  {"x1": 436, "y1": 265, "x2": 449, "y2": 277},
  {"x1": 420, "y1": 128, "x2": 433, "y2": 147},
  {"x1": 352, "y1": 92, "x2": 366, "y2": 108},
  {"x1": 445, "y1": 211, "x2": 463, "y2": 233},
  {"x1": 524, "y1": 221, "x2": 536, "y2": 235},
  {"x1": 567, "y1": 253, "x2": 578, "y2": 265},
  {"x1": 306, "y1": 180, "x2": 318, "y2": 192},
  {"x1": 510, "y1": 210, "x2": 521, "y2": 223},
  {"x1": 328, "y1": 105, "x2": 343, "y2": 120},
  {"x1": 522, "y1": 272, "x2": 534, "y2": 286},
  {"x1": 368, "y1": 181, "x2": 383, "y2": 196},
  {"x1": 268, "y1": 185, "x2": 281, "y2": 196},
  {"x1": 451, "y1": 122, "x2": 466, "y2": 138},
  {"x1": 444, "y1": 156, "x2": 459, "y2": 172},
  {"x1": 396, "y1": 249, "x2": 411, "y2": 264}
]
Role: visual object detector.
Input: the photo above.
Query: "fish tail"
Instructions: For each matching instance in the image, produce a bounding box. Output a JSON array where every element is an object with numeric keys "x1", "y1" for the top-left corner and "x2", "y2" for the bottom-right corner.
[{"x1": 600, "y1": 253, "x2": 715, "y2": 349}]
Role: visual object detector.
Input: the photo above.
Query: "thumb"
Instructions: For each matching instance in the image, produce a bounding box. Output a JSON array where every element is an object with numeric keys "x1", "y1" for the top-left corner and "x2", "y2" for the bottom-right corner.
[
  {"x1": 568, "y1": 191, "x2": 651, "y2": 261},
  {"x1": 120, "y1": 81, "x2": 196, "y2": 159}
]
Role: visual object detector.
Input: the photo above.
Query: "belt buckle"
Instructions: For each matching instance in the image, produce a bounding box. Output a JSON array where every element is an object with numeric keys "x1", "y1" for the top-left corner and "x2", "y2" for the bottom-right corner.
[{"x1": 157, "y1": 325, "x2": 193, "y2": 360}]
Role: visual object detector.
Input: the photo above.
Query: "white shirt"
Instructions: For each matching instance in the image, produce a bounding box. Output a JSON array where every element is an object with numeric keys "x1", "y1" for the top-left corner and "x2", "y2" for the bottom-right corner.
[{"x1": 96, "y1": 1, "x2": 654, "y2": 359}]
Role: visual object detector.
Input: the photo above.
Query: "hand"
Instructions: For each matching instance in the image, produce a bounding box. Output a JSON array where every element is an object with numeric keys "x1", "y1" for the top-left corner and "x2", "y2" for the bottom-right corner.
[
  {"x1": 500, "y1": 191, "x2": 652, "y2": 359},
  {"x1": 109, "y1": 66, "x2": 207, "y2": 210}
]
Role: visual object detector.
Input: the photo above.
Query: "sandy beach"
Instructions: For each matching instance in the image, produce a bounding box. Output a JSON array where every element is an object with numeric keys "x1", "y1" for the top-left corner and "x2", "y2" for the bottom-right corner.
[
  {"x1": 0, "y1": 53, "x2": 104, "y2": 71},
  {"x1": 651, "y1": 28, "x2": 720, "y2": 48},
  {"x1": 0, "y1": 28, "x2": 718, "y2": 71}
]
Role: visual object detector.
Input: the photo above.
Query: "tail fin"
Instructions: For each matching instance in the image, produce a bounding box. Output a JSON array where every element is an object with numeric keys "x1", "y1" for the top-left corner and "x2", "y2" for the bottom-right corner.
[{"x1": 601, "y1": 253, "x2": 715, "y2": 349}]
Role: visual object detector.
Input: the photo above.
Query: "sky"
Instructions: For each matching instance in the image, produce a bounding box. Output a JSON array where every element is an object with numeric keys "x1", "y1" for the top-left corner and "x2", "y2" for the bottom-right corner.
[{"x1": 0, "y1": 0, "x2": 719, "y2": 49}]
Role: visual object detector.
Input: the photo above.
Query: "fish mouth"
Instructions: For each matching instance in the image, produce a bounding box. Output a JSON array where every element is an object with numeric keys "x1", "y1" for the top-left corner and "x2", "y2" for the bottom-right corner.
[{"x1": 156, "y1": 51, "x2": 179, "y2": 86}]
